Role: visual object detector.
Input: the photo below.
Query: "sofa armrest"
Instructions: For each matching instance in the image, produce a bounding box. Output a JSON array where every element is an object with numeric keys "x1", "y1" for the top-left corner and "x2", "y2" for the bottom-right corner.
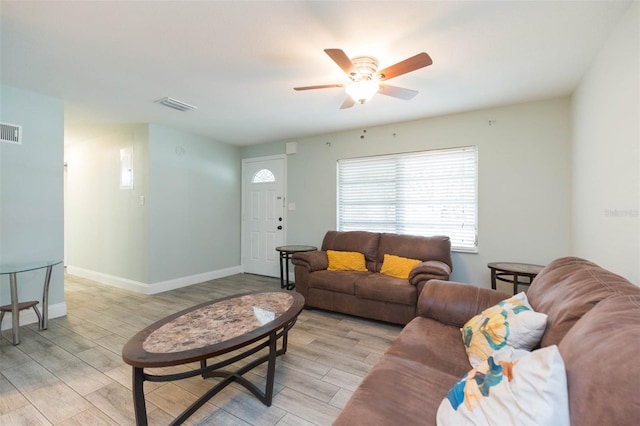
[
  {"x1": 409, "y1": 260, "x2": 452, "y2": 285},
  {"x1": 417, "y1": 280, "x2": 511, "y2": 328},
  {"x1": 291, "y1": 250, "x2": 327, "y2": 272}
]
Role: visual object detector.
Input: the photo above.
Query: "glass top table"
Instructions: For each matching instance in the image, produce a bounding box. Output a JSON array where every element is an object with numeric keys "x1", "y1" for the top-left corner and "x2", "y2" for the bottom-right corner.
[
  {"x1": 0, "y1": 260, "x2": 63, "y2": 275},
  {"x1": 0, "y1": 260, "x2": 62, "y2": 345}
]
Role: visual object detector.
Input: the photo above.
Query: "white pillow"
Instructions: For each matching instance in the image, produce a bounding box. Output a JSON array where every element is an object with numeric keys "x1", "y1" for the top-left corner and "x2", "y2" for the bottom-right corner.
[
  {"x1": 437, "y1": 346, "x2": 570, "y2": 426},
  {"x1": 462, "y1": 292, "x2": 547, "y2": 367}
]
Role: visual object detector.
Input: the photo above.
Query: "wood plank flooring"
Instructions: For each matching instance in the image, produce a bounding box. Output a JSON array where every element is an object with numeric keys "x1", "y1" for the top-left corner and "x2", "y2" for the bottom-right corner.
[{"x1": 0, "y1": 273, "x2": 401, "y2": 425}]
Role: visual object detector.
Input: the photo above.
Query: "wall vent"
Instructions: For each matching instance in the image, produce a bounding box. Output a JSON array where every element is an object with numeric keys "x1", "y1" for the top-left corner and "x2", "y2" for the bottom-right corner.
[
  {"x1": 1, "y1": 123, "x2": 22, "y2": 144},
  {"x1": 155, "y1": 97, "x2": 197, "y2": 112}
]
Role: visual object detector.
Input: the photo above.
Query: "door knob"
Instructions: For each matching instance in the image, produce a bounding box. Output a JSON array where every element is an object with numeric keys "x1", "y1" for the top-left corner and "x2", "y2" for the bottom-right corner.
[{"x1": 277, "y1": 225, "x2": 283, "y2": 230}]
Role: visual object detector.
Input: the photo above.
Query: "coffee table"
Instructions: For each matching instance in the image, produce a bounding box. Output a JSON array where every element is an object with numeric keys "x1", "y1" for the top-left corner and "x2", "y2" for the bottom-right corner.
[{"x1": 122, "y1": 290, "x2": 305, "y2": 425}]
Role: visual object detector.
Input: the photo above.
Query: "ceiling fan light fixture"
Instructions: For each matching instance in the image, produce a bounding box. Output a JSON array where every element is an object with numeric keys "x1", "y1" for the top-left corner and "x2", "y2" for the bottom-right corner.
[
  {"x1": 295, "y1": 49, "x2": 432, "y2": 109},
  {"x1": 345, "y1": 80, "x2": 380, "y2": 104}
]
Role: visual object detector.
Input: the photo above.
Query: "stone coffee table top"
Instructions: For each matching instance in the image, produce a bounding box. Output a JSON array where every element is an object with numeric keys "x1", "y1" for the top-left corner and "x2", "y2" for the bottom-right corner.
[{"x1": 123, "y1": 290, "x2": 304, "y2": 368}]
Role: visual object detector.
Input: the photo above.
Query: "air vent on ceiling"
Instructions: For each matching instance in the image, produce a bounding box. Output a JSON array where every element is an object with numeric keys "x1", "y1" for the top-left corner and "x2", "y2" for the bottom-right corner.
[
  {"x1": 155, "y1": 97, "x2": 197, "y2": 112},
  {"x1": 1, "y1": 122, "x2": 22, "y2": 144}
]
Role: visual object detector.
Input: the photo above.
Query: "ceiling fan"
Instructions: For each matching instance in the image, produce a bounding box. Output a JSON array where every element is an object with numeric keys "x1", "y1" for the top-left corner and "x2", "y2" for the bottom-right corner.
[{"x1": 294, "y1": 48, "x2": 433, "y2": 109}]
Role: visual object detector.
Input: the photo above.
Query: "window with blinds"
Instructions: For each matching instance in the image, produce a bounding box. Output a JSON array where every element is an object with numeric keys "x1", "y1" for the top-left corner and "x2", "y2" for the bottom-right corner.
[{"x1": 337, "y1": 146, "x2": 478, "y2": 252}]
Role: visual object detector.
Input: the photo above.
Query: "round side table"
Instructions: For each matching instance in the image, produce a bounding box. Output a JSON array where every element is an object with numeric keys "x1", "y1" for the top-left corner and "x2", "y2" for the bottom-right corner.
[
  {"x1": 275, "y1": 245, "x2": 317, "y2": 290},
  {"x1": 487, "y1": 262, "x2": 545, "y2": 294}
]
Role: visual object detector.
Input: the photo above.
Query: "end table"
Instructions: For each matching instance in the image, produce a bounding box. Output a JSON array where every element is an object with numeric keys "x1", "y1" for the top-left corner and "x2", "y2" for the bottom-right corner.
[
  {"x1": 487, "y1": 262, "x2": 545, "y2": 295},
  {"x1": 275, "y1": 245, "x2": 317, "y2": 290}
]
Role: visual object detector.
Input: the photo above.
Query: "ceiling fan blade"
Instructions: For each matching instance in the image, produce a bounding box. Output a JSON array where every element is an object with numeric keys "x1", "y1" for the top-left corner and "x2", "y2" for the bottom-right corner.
[
  {"x1": 294, "y1": 84, "x2": 343, "y2": 91},
  {"x1": 379, "y1": 84, "x2": 418, "y2": 100},
  {"x1": 377, "y1": 52, "x2": 433, "y2": 81},
  {"x1": 325, "y1": 49, "x2": 355, "y2": 76},
  {"x1": 340, "y1": 97, "x2": 356, "y2": 109}
]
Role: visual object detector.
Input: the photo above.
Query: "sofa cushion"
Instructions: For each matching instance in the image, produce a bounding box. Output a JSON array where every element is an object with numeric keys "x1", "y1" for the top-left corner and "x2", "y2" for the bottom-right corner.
[
  {"x1": 307, "y1": 270, "x2": 366, "y2": 295},
  {"x1": 386, "y1": 316, "x2": 473, "y2": 379},
  {"x1": 437, "y1": 346, "x2": 570, "y2": 426},
  {"x1": 462, "y1": 292, "x2": 547, "y2": 367},
  {"x1": 334, "y1": 317, "x2": 469, "y2": 425},
  {"x1": 558, "y1": 293, "x2": 640, "y2": 426},
  {"x1": 380, "y1": 253, "x2": 422, "y2": 279},
  {"x1": 376, "y1": 233, "x2": 452, "y2": 273},
  {"x1": 326, "y1": 250, "x2": 367, "y2": 272},
  {"x1": 527, "y1": 257, "x2": 639, "y2": 347},
  {"x1": 334, "y1": 353, "x2": 459, "y2": 426},
  {"x1": 355, "y1": 274, "x2": 417, "y2": 306},
  {"x1": 321, "y1": 231, "x2": 380, "y2": 271}
]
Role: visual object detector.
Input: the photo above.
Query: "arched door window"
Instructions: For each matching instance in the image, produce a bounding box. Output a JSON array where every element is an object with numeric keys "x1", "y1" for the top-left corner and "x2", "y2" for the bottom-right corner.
[{"x1": 252, "y1": 168, "x2": 276, "y2": 183}]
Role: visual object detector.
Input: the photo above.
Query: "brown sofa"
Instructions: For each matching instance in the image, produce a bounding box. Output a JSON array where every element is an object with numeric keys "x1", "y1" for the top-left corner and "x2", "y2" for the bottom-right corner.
[
  {"x1": 334, "y1": 257, "x2": 640, "y2": 425},
  {"x1": 291, "y1": 231, "x2": 452, "y2": 325}
]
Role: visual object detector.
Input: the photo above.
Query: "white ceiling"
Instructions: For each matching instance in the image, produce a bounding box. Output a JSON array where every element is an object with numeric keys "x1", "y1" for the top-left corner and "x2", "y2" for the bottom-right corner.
[{"x1": 0, "y1": 1, "x2": 632, "y2": 146}]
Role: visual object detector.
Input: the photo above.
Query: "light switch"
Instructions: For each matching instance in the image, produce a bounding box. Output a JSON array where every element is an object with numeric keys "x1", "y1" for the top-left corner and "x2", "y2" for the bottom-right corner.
[
  {"x1": 139, "y1": 195, "x2": 145, "y2": 206},
  {"x1": 288, "y1": 203, "x2": 296, "y2": 211}
]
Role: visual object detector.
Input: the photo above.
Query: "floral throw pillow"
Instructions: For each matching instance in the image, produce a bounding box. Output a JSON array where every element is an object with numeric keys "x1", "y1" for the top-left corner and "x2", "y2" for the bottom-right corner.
[
  {"x1": 462, "y1": 292, "x2": 547, "y2": 367},
  {"x1": 437, "y1": 346, "x2": 570, "y2": 426}
]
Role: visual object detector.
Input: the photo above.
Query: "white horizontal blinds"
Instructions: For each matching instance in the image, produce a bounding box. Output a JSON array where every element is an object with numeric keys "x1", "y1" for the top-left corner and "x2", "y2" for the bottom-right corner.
[
  {"x1": 338, "y1": 158, "x2": 399, "y2": 233},
  {"x1": 337, "y1": 146, "x2": 478, "y2": 251}
]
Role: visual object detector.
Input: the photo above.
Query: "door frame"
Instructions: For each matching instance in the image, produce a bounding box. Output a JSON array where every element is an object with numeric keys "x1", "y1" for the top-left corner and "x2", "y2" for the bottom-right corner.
[{"x1": 240, "y1": 154, "x2": 287, "y2": 274}]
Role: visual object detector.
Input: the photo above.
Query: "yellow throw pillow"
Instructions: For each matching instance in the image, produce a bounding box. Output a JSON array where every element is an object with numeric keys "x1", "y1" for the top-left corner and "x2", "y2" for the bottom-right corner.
[
  {"x1": 380, "y1": 254, "x2": 422, "y2": 279},
  {"x1": 327, "y1": 250, "x2": 368, "y2": 272}
]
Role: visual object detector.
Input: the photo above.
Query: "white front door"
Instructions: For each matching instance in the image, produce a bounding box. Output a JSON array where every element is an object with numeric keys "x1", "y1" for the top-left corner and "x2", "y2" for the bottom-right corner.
[{"x1": 241, "y1": 155, "x2": 286, "y2": 277}]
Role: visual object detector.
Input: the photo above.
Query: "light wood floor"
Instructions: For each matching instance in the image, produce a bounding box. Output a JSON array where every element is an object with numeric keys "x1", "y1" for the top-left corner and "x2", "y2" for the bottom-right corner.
[{"x1": 0, "y1": 273, "x2": 401, "y2": 425}]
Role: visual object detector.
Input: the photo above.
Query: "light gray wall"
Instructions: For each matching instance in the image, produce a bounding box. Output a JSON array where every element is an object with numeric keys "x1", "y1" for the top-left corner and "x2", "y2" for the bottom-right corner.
[
  {"x1": 242, "y1": 97, "x2": 572, "y2": 288},
  {"x1": 572, "y1": 1, "x2": 639, "y2": 284},
  {"x1": 148, "y1": 124, "x2": 241, "y2": 283},
  {"x1": 65, "y1": 123, "x2": 242, "y2": 292},
  {"x1": 65, "y1": 124, "x2": 150, "y2": 284},
  {"x1": 0, "y1": 84, "x2": 65, "y2": 320}
]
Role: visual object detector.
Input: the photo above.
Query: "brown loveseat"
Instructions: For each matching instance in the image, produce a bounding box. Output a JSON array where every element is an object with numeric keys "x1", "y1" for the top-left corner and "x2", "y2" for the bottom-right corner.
[
  {"x1": 291, "y1": 231, "x2": 452, "y2": 325},
  {"x1": 334, "y1": 257, "x2": 640, "y2": 425}
]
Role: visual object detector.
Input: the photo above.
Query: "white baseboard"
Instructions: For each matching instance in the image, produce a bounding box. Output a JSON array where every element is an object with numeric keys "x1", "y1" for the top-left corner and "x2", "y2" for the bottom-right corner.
[
  {"x1": 65, "y1": 265, "x2": 243, "y2": 295},
  {"x1": 0, "y1": 302, "x2": 67, "y2": 331},
  {"x1": 148, "y1": 266, "x2": 243, "y2": 294},
  {"x1": 66, "y1": 266, "x2": 148, "y2": 293}
]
